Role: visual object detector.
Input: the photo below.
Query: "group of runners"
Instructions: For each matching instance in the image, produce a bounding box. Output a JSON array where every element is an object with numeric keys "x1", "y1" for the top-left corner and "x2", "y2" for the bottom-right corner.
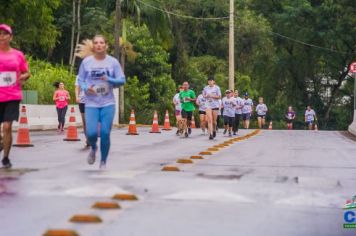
[
  {"x1": 173, "y1": 78, "x2": 269, "y2": 139},
  {"x1": 0, "y1": 23, "x2": 319, "y2": 170},
  {"x1": 0, "y1": 24, "x2": 125, "y2": 169},
  {"x1": 173, "y1": 81, "x2": 319, "y2": 138}
]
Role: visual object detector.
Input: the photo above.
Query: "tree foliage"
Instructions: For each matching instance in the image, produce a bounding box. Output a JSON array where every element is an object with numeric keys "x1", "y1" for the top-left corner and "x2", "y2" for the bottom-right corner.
[{"x1": 2, "y1": 0, "x2": 355, "y2": 129}]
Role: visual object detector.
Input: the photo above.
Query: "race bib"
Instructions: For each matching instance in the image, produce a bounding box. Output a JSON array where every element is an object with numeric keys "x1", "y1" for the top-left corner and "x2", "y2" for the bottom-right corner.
[
  {"x1": 0, "y1": 72, "x2": 16, "y2": 87},
  {"x1": 59, "y1": 96, "x2": 65, "y2": 101},
  {"x1": 94, "y1": 83, "x2": 109, "y2": 96}
]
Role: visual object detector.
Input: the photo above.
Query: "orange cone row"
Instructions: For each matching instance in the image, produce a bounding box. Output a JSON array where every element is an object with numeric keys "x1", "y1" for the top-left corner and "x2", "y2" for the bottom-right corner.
[
  {"x1": 64, "y1": 107, "x2": 81, "y2": 141},
  {"x1": 150, "y1": 111, "x2": 161, "y2": 133},
  {"x1": 127, "y1": 110, "x2": 139, "y2": 135},
  {"x1": 162, "y1": 110, "x2": 172, "y2": 131},
  {"x1": 13, "y1": 106, "x2": 34, "y2": 147}
]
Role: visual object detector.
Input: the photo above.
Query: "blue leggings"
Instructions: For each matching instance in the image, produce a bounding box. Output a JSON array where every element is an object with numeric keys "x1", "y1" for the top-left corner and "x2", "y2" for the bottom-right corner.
[{"x1": 85, "y1": 105, "x2": 115, "y2": 163}]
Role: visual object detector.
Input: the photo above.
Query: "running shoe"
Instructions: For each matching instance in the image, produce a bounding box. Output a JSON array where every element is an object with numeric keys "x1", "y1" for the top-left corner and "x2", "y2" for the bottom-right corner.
[
  {"x1": 229, "y1": 132, "x2": 232, "y2": 137},
  {"x1": 87, "y1": 146, "x2": 97, "y2": 165},
  {"x1": 99, "y1": 161, "x2": 106, "y2": 169},
  {"x1": 184, "y1": 132, "x2": 189, "y2": 138},
  {"x1": 2, "y1": 157, "x2": 12, "y2": 169},
  {"x1": 233, "y1": 132, "x2": 237, "y2": 136},
  {"x1": 176, "y1": 130, "x2": 180, "y2": 136},
  {"x1": 83, "y1": 140, "x2": 90, "y2": 149},
  {"x1": 188, "y1": 128, "x2": 192, "y2": 135},
  {"x1": 223, "y1": 129, "x2": 227, "y2": 135},
  {"x1": 209, "y1": 134, "x2": 214, "y2": 140},
  {"x1": 213, "y1": 131, "x2": 216, "y2": 138}
]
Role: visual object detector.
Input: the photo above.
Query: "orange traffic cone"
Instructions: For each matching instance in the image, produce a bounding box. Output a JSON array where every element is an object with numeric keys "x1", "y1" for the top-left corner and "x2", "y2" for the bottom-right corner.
[
  {"x1": 13, "y1": 106, "x2": 34, "y2": 147},
  {"x1": 191, "y1": 115, "x2": 196, "y2": 128},
  {"x1": 150, "y1": 110, "x2": 161, "y2": 133},
  {"x1": 268, "y1": 121, "x2": 273, "y2": 130},
  {"x1": 162, "y1": 110, "x2": 172, "y2": 131},
  {"x1": 63, "y1": 107, "x2": 81, "y2": 141},
  {"x1": 127, "y1": 110, "x2": 139, "y2": 135}
]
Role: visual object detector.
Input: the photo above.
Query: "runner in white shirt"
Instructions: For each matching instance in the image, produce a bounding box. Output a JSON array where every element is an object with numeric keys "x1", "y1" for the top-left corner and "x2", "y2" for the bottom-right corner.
[
  {"x1": 233, "y1": 90, "x2": 244, "y2": 135},
  {"x1": 305, "y1": 105, "x2": 317, "y2": 130},
  {"x1": 242, "y1": 92, "x2": 253, "y2": 129},
  {"x1": 255, "y1": 97, "x2": 268, "y2": 129},
  {"x1": 222, "y1": 90, "x2": 237, "y2": 137},
  {"x1": 172, "y1": 86, "x2": 183, "y2": 135},
  {"x1": 203, "y1": 77, "x2": 222, "y2": 140},
  {"x1": 75, "y1": 76, "x2": 89, "y2": 148},
  {"x1": 196, "y1": 93, "x2": 207, "y2": 135}
]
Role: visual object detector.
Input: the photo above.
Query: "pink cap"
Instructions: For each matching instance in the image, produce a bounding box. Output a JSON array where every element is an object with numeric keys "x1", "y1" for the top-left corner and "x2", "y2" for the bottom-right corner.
[{"x1": 0, "y1": 24, "x2": 12, "y2": 34}]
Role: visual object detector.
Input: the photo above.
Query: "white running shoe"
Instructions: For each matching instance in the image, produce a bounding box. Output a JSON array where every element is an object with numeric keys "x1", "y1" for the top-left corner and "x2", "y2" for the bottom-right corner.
[
  {"x1": 87, "y1": 147, "x2": 97, "y2": 165},
  {"x1": 99, "y1": 161, "x2": 106, "y2": 169}
]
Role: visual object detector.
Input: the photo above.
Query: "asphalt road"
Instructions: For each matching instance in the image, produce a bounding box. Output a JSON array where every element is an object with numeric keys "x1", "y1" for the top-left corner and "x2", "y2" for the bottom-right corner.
[{"x1": 0, "y1": 127, "x2": 355, "y2": 236}]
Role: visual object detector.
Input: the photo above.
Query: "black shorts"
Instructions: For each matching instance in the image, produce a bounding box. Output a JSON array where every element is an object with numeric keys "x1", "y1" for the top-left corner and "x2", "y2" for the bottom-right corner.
[
  {"x1": 306, "y1": 120, "x2": 314, "y2": 126},
  {"x1": 212, "y1": 108, "x2": 219, "y2": 111},
  {"x1": 0, "y1": 100, "x2": 20, "y2": 123},
  {"x1": 286, "y1": 119, "x2": 294, "y2": 124},
  {"x1": 257, "y1": 115, "x2": 266, "y2": 119},
  {"x1": 224, "y1": 116, "x2": 235, "y2": 127},
  {"x1": 79, "y1": 103, "x2": 85, "y2": 114},
  {"x1": 199, "y1": 111, "x2": 206, "y2": 115},
  {"x1": 181, "y1": 110, "x2": 193, "y2": 121},
  {"x1": 242, "y1": 113, "x2": 251, "y2": 121}
]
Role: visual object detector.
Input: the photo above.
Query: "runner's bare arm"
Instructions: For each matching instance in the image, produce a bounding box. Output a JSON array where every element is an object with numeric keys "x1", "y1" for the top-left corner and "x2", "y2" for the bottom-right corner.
[
  {"x1": 75, "y1": 86, "x2": 80, "y2": 103},
  {"x1": 53, "y1": 91, "x2": 57, "y2": 101},
  {"x1": 19, "y1": 72, "x2": 30, "y2": 81}
]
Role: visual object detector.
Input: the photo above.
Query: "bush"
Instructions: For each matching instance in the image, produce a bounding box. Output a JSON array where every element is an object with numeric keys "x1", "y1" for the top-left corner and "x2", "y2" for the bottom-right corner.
[{"x1": 24, "y1": 58, "x2": 76, "y2": 104}]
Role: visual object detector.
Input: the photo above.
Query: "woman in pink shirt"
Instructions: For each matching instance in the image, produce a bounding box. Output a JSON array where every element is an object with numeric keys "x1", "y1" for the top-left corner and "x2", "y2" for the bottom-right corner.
[
  {"x1": 53, "y1": 82, "x2": 70, "y2": 132},
  {"x1": 0, "y1": 24, "x2": 30, "y2": 169}
]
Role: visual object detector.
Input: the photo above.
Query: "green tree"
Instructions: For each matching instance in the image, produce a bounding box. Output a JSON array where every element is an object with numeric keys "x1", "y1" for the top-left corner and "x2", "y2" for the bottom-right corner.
[{"x1": 0, "y1": 0, "x2": 61, "y2": 56}]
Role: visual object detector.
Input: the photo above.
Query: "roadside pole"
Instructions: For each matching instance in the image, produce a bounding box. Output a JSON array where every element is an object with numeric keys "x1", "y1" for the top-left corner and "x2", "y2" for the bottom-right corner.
[{"x1": 228, "y1": 0, "x2": 235, "y2": 91}]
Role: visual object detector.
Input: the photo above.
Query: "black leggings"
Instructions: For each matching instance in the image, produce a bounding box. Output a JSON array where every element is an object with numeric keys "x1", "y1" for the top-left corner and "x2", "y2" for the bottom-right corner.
[
  {"x1": 233, "y1": 114, "x2": 241, "y2": 132},
  {"x1": 56, "y1": 106, "x2": 68, "y2": 129}
]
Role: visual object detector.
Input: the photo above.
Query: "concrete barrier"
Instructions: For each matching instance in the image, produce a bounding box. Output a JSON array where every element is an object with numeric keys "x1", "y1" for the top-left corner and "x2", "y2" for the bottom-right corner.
[
  {"x1": 12, "y1": 90, "x2": 120, "y2": 131},
  {"x1": 348, "y1": 110, "x2": 356, "y2": 136},
  {"x1": 12, "y1": 104, "x2": 83, "y2": 131}
]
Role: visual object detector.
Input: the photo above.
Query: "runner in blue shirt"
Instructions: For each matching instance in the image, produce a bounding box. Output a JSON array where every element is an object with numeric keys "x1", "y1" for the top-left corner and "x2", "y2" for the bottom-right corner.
[{"x1": 77, "y1": 35, "x2": 125, "y2": 169}]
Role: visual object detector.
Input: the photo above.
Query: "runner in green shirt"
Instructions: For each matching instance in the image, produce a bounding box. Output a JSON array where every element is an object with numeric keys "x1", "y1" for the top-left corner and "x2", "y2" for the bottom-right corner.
[{"x1": 179, "y1": 81, "x2": 196, "y2": 137}]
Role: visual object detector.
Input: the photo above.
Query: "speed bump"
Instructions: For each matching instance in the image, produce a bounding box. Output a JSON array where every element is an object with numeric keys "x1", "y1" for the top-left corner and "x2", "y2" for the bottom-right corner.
[
  {"x1": 190, "y1": 155, "x2": 204, "y2": 159},
  {"x1": 213, "y1": 145, "x2": 225, "y2": 148},
  {"x1": 112, "y1": 193, "x2": 139, "y2": 201},
  {"x1": 43, "y1": 229, "x2": 79, "y2": 236},
  {"x1": 92, "y1": 202, "x2": 121, "y2": 209},
  {"x1": 69, "y1": 214, "x2": 102, "y2": 223},
  {"x1": 177, "y1": 159, "x2": 193, "y2": 164},
  {"x1": 199, "y1": 151, "x2": 212, "y2": 155},
  {"x1": 224, "y1": 142, "x2": 233, "y2": 145},
  {"x1": 161, "y1": 166, "x2": 180, "y2": 172}
]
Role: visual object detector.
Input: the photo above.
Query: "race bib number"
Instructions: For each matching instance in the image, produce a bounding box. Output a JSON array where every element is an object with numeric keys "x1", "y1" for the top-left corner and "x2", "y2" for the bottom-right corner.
[
  {"x1": 0, "y1": 72, "x2": 16, "y2": 87},
  {"x1": 59, "y1": 96, "x2": 65, "y2": 101},
  {"x1": 94, "y1": 83, "x2": 109, "y2": 96}
]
